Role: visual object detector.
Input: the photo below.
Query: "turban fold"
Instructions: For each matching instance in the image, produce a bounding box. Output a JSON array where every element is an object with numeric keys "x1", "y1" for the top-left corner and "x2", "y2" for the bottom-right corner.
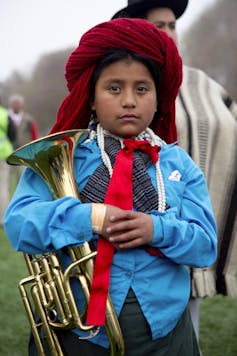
[{"x1": 50, "y1": 18, "x2": 182, "y2": 143}]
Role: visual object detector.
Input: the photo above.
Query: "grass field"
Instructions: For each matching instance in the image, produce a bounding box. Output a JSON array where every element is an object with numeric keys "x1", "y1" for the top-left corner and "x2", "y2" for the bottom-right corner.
[{"x1": 1, "y1": 226, "x2": 237, "y2": 356}]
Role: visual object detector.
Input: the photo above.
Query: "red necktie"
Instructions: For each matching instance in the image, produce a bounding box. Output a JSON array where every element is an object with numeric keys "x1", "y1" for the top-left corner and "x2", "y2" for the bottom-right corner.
[{"x1": 86, "y1": 139, "x2": 161, "y2": 326}]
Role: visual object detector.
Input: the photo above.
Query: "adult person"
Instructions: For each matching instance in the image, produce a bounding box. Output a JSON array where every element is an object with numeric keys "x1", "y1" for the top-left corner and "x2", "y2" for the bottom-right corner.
[
  {"x1": 8, "y1": 94, "x2": 39, "y2": 181},
  {"x1": 0, "y1": 99, "x2": 16, "y2": 226},
  {"x1": 8, "y1": 94, "x2": 39, "y2": 149},
  {"x1": 112, "y1": 0, "x2": 237, "y2": 341},
  {"x1": 4, "y1": 18, "x2": 217, "y2": 356}
]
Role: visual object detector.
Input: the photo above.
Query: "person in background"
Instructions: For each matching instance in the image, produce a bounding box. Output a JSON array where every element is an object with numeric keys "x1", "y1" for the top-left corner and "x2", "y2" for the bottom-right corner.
[
  {"x1": 8, "y1": 94, "x2": 39, "y2": 149},
  {"x1": 4, "y1": 18, "x2": 217, "y2": 355},
  {"x1": 112, "y1": 0, "x2": 237, "y2": 342},
  {"x1": 0, "y1": 99, "x2": 16, "y2": 226},
  {"x1": 8, "y1": 94, "x2": 39, "y2": 180}
]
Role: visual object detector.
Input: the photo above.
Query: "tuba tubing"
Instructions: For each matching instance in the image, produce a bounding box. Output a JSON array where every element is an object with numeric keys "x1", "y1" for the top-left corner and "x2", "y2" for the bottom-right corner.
[{"x1": 7, "y1": 129, "x2": 125, "y2": 356}]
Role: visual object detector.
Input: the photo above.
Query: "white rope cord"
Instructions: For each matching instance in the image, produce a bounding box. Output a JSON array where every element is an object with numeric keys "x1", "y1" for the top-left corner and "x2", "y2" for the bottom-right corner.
[{"x1": 96, "y1": 123, "x2": 166, "y2": 212}]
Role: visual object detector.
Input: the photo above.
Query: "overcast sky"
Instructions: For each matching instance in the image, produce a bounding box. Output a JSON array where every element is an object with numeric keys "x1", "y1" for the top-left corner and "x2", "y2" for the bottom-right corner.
[{"x1": 1, "y1": 0, "x2": 216, "y2": 81}]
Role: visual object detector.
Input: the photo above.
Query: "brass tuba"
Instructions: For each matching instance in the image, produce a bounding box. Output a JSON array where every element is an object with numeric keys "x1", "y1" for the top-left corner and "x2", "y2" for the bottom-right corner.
[{"x1": 7, "y1": 129, "x2": 125, "y2": 356}]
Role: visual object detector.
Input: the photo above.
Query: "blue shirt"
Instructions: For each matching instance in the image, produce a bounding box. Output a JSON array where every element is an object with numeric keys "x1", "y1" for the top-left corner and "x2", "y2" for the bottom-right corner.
[{"x1": 4, "y1": 137, "x2": 217, "y2": 348}]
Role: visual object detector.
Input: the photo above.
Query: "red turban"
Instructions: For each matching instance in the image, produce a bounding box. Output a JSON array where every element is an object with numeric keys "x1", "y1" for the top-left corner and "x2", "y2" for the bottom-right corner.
[{"x1": 50, "y1": 18, "x2": 182, "y2": 143}]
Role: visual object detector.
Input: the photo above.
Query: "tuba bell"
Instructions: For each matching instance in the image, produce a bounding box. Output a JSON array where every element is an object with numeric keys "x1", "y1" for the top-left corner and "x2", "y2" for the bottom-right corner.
[{"x1": 7, "y1": 129, "x2": 125, "y2": 356}]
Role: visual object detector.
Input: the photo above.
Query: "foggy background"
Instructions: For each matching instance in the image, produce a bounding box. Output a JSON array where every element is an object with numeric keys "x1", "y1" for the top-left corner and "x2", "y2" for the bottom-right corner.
[{"x1": 1, "y1": 0, "x2": 236, "y2": 136}]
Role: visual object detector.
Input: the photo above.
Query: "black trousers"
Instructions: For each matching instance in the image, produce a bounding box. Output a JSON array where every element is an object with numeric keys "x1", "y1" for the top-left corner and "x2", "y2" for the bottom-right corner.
[{"x1": 29, "y1": 289, "x2": 200, "y2": 356}]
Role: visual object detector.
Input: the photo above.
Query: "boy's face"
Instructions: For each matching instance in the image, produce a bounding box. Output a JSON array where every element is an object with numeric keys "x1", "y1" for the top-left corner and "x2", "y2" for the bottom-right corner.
[{"x1": 91, "y1": 58, "x2": 157, "y2": 138}]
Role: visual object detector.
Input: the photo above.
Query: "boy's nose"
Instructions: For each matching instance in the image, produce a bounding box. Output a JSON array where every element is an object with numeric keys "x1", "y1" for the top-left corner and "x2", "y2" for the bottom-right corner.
[{"x1": 121, "y1": 91, "x2": 136, "y2": 108}]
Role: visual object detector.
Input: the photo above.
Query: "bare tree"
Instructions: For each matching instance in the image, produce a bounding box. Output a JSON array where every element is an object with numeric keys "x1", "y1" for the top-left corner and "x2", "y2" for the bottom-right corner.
[
  {"x1": 0, "y1": 47, "x2": 72, "y2": 136},
  {"x1": 181, "y1": 0, "x2": 237, "y2": 100},
  {"x1": 25, "y1": 48, "x2": 72, "y2": 135}
]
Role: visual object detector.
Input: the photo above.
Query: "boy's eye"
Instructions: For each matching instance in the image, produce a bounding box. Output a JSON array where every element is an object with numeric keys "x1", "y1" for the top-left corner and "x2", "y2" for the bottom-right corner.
[
  {"x1": 137, "y1": 86, "x2": 148, "y2": 93},
  {"x1": 109, "y1": 85, "x2": 120, "y2": 92}
]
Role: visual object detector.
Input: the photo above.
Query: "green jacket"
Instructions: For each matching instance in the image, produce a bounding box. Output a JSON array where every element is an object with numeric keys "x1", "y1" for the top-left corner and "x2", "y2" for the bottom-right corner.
[{"x1": 0, "y1": 105, "x2": 14, "y2": 159}]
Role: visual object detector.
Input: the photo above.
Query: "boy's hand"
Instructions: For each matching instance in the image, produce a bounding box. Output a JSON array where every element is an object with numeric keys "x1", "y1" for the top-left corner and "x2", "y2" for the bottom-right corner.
[{"x1": 101, "y1": 205, "x2": 153, "y2": 250}]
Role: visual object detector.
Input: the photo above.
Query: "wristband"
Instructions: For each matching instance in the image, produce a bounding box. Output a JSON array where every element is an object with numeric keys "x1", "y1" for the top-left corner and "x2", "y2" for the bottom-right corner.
[{"x1": 91, "y1": 203, "x2": 107, "y2": 234}]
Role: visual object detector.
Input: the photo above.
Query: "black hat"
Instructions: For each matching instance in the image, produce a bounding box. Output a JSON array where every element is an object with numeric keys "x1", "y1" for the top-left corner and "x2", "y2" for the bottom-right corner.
[{"x1": 112, "y1": 0, "x2": 188, "y2": 20}]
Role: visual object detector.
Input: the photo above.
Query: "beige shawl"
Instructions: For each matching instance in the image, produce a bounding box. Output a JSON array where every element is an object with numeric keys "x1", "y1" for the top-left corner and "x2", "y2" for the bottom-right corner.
[{"x1": 176, "y1": 65, "x2": 237, "y2": 297}]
